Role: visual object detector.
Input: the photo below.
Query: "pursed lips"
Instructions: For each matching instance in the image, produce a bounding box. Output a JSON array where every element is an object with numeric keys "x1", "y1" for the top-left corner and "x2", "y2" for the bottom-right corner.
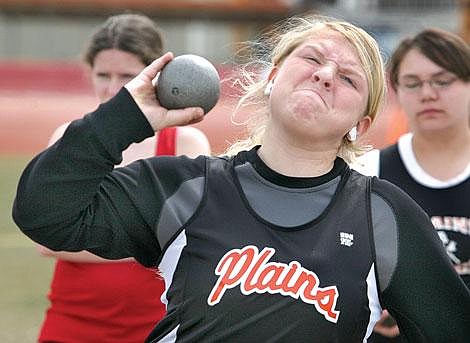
[{"x1": 296, "y1": 88, "x2": 329, "y2": 108}]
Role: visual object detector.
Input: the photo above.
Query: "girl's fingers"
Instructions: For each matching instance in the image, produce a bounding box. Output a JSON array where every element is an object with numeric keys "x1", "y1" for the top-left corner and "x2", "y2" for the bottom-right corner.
[
  {"x1": 161, "y1": 107, "x2": 205, "y2": 128},
  {"x1": 141, "y1": 52, "x2": 174, "y2": 80},
  {"x1": 170, "y1": 107, "x2": 205, "y2": 125}
]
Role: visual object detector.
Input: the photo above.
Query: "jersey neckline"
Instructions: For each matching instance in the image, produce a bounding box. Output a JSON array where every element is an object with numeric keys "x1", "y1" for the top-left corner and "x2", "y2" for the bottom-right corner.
[
  {"x1": 236, "y1": 146, "x2": 347, "y2": 189},
  {"x1": 398, "y1": 133, "x2": 470, "y2": 189}
]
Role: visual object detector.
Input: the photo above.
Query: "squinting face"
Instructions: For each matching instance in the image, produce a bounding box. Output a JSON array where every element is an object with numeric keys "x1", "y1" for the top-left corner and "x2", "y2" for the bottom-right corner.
[
  {"x1": 396, "y1": 49, "x2": 470, "y2": 133},
  {"x1": 90, "y1": 49, "x2": 146, "y2": 103},
  {"x1": 268, "y1": 29, "x2": 369, "y2": 146}
]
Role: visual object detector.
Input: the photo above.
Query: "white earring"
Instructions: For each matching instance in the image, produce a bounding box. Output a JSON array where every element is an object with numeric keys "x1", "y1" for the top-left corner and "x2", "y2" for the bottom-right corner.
[
  {"x1": 347, "y1": 126, "x2": 357, "y2": 141},
  {"x1": 264, "y1": 80, "x2": 273, "y2": 96}
]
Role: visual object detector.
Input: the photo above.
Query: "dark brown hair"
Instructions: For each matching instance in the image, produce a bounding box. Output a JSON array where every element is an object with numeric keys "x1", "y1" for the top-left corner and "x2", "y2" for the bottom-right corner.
[
  {"x1": 389, "y1": 28, "x2": 470, "y2": 91},
  {"x1": 83, "y1": 13, "x2": 164, "y2": 66}
]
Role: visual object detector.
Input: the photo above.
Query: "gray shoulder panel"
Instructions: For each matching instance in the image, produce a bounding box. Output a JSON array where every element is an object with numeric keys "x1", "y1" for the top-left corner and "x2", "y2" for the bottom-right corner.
[
  {"x1": 371, "y1": 193, "x2": 398, "y2": 292},
  {"x1": 156, "y1": 177, "x2": 205, "y2": 249}
]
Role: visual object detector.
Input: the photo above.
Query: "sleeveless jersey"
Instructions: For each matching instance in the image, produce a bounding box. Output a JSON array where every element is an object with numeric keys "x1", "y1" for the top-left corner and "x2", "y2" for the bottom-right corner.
[
  {"x1": 38, "y1": 127, "x2": 176, "y2": 343},
  {"x1": 380, "y1": 144, "x2": 470, "y2": 287},
  {"x1": 146, "y1": 159, "x2": 377, "y2": 342}
]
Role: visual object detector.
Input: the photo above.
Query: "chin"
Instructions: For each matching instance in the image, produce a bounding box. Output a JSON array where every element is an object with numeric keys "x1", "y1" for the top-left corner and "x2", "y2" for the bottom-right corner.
[
  {"x1": 293, "y1": 112, "x2": 317, "y2": 123},
  {"x1": 291, "y1": 102, "x2": 322, "y2": 121},
  {"x1": 415, "y1": 121, "x2": 451, "y2": 133}
]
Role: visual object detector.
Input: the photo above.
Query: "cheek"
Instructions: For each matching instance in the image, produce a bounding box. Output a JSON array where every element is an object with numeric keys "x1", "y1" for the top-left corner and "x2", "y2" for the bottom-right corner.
[
  {"x1": 337, "y1": 92, "x2": 368, "y2": 120},
  {"x1": 92, "y1": 81, "x2": 109, "y2": 103},
  {"x1": 397, "y1": 92, "x2": 418, "y2": 114},
  {"x1": 443, "y1": 97, "x2": 469, "y2": 121},
  {"x1": 443, "y1": 88, "x2": 470, "y2": 109}
]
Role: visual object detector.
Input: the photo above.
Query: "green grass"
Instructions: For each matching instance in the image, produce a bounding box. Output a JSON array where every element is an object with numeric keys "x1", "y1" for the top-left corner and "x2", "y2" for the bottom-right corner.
[{"x1": 0, "y1": 155, "x2": 55, "y2": 342}]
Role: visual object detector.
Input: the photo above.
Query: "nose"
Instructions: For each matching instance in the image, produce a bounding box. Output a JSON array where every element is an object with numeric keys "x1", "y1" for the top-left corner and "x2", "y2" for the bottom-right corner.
[
  {"x1": 420, "y1": 81, "x2": 438, "y2": 101},
  {"x1": 312, "y1": 65, "x2": 335, "y2": 89},
  {"x1": 107, "y1": 77, "x2": 126, "y2": 98}
]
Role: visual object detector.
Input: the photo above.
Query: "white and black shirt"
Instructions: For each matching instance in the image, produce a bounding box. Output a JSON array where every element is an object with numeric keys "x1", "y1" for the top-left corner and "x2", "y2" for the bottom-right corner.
[{"x1": 356, "y1": 133, "x2": 470, "y2": 288}]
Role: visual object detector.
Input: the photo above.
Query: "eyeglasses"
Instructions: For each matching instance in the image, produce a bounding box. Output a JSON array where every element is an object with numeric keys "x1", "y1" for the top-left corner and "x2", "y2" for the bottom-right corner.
[{"x1": 398, "y1": 76, "x2": 458, "y2": 93}]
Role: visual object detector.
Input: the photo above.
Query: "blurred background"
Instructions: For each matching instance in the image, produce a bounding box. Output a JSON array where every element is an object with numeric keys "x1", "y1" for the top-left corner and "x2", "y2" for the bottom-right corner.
[{"x1": 0, "y1": 0, "x2": 469, "y2": 341}]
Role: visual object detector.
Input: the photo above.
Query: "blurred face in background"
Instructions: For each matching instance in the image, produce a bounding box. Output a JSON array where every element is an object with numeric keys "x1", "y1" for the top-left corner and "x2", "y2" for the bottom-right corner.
[
  {"x1": 396, "y1": 49, "x2": 470, "y2": 133},
  {"x1": 90, "y1": 49, "x2": 146, "y2": 103}
]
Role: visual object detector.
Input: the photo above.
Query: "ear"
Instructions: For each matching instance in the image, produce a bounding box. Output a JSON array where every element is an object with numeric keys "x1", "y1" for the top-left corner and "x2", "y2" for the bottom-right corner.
[
  {"x1": 266, "y1": 67, "x2": 279, "y2": 82},
  {"x1": 356, "y1": 115, "x2": 372, "y2": 139},
  {"x1": 264, "y1": 67, "x2": 279, "y2": 97}
]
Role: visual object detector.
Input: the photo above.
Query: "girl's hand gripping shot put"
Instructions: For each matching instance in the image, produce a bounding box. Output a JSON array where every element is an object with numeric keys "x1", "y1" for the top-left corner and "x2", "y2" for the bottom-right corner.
[{"x1": 126, "y1": 52, "x2": 206, "y2": 132}]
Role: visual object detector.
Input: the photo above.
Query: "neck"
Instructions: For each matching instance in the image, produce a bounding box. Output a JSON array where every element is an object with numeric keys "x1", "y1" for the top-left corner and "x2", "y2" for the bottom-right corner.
[
  {"x1": 411, "y1": 128, "x2": 470, "y2": 180},
  {"x1": 258, "y1": 130, "x2": 339, "y2": 177}
]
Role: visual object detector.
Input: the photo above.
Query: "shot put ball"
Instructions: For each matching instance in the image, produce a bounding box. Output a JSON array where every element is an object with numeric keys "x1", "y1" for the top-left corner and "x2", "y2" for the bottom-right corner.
[{"x1": 156, "y1": 54, "x2": 221, "y2": 114}]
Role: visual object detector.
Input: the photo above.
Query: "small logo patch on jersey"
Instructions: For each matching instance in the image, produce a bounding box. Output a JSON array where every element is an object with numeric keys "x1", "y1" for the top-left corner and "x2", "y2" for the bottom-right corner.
[
  {"x1": 207, "y1": 245, "x2": 340, "y2": 323},
  {"x1": 340, "y1": 232, "x2": 354, "y2": 247}
]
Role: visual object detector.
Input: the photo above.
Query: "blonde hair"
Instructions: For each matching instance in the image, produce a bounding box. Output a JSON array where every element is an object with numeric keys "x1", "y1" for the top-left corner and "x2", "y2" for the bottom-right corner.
[{"x1": 225, "y1": 14, "x2": 386, "y2": 163}]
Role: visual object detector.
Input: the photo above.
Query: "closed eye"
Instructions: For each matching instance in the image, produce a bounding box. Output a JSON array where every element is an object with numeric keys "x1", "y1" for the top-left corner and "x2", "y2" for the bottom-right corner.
[
  {"x1": 433, "y1": 78, "x2": 454, "y2": 87},
  {"x1": 121, "y1": 73, "x2": 138, "y2": 80},
  {"x1": 402, "y1": 80, "x2": 421, "y2": 89},
  {"x1": 96, "y1": 72, "x2": 110, "y2": 79},
  {"x1": 306, "y1": 56, "x2": 321, "y2": 64},
  {"x1": 340, "y1": 74, "x2": 355, "y2": 88}
]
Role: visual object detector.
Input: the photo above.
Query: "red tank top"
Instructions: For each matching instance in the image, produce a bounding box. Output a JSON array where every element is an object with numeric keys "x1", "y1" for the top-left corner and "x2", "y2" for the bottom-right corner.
[{"x1": 38, "y1": 128, "x2": 177, "y2": 343}]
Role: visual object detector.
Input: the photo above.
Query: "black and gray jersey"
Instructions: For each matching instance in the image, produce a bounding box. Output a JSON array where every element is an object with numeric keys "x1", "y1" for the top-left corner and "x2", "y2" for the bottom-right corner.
[
  {"x1": 13, "y1": 89, "x2": 470, "y2": 343},
  {"x1": 151, "y1": 155, "x2": 378, "y2": 342}
]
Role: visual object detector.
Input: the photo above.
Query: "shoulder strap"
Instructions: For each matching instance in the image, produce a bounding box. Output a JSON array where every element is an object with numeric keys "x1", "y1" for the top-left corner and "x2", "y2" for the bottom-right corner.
[{"x1": 155, "y1": 127, "x2": 177, "y2": 156}]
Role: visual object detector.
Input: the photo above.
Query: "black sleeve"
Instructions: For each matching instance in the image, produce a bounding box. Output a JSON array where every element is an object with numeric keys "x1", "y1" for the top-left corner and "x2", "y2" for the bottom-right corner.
[
  {"x1": 371, "y1": 178, "x2": 470, "y2": 342},
  {"x1": 12, "y1": 88, "x2": 205, "y2": 267}
]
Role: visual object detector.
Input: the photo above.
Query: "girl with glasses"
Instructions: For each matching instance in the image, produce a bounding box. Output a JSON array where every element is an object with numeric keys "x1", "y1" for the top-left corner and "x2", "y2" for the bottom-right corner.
[{"x1": 356, "y1": 28, "x2": 470, "y2": 343}]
